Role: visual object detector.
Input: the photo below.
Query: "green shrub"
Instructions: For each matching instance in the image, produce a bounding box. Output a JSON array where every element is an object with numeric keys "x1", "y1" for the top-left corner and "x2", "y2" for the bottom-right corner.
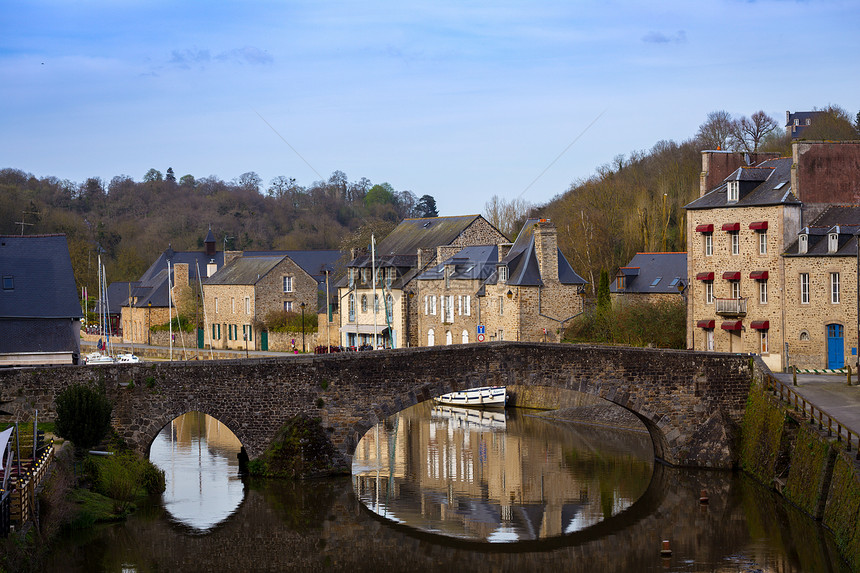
[
  {"x1": 55, "y1": 384, "x2": 113, "y2": 452},
  {"x1": 139, "y1": 459, "x2": 166, "y2": 494},
  {"x1": 565, "y1": 298, "x2": 686, "y2": 349},
  {"x1": 260, "y1": 310, "x2": 318, "y2": 333},
  {"x1": 151, "y1": 315, "x2": 195, "y2": 332}
]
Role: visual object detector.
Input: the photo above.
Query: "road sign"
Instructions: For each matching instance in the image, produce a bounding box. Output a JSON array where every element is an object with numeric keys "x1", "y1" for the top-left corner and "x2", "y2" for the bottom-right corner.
[
  {"x1": 477, "y1": 333, "x2": 485, "y2": 342},
  {"x1": 477, "y1": 325, "x2": 485, "y2": 334}
]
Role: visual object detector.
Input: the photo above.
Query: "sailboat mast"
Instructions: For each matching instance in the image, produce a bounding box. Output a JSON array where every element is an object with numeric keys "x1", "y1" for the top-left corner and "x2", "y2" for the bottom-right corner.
[{"x1": 372, "y1": 234, "x2": 377, "y2": 349}]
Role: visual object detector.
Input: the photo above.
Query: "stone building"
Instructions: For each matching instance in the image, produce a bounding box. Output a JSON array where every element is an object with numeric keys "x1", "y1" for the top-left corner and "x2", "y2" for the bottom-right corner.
[
  {"x1": 609, "y1": 252, "x2": 687, "y2": 306},
  {"x1": 478, "y1": 219, "x2": 587, "y2": 344},
  {"x1": 337, "y1": 215, "x2": 507, "y2": 349},
  {"x1": 415, "y1": 245, "x2": 499, "y2": 346},
  {"x1": 685, "y1": 140, "x2": 860, "y2": 371},
  {"x1": 783, "y1": 206, "x2": 860, "y2": 370}
]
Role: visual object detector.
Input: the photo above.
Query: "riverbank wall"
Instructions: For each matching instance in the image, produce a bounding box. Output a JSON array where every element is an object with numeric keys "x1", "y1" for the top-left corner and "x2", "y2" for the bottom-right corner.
[{"x1": 745, "y1": 358, "x2": 860, "y2": 570}]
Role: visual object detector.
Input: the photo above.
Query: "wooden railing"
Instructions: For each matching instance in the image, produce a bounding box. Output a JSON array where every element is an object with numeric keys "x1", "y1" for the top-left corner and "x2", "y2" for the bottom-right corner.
[
  {"x1": 765, "y1": 375, "x2": 860, "y2": 458},
  {"x1": 715, "y1": 297, "x2": 747, "y2": 316},
  {"x1": 9, "y1": 443, "x2": 54, "y2": 529}
]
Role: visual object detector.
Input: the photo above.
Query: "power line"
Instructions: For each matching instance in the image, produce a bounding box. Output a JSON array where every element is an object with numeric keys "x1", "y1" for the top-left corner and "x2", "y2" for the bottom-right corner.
[{"x1": 253, "y1": 109, "x2": 325, "y2": 181}]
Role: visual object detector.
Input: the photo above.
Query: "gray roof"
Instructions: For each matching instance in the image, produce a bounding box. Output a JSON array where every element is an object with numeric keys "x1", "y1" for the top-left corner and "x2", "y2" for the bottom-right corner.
[
  {"x1": 131, "y1": 248, "x2": 225, "y2": 308},
  {"x1": 417, "y1": 245, "x2": 499, "y2": 281},
  {"x1": 98, "y1": 281, "x2": 138, "y2": 315},
  {"x1": 784, "y1": 205, "x2": 860, "y2": 257},
  {"x1": 487, "y1": 219, "x2": 586, "y2": 287},
  {"x1": 685, "y1": 157, "x2": 799, "y2": 210},
  {"x1": 205, "y1": 255, "x2": 286, "y2": 285},
  {"x1": 373, "y1": 215, "x2": 488, "y2": 257},
  {"x1": 609, "y1": 252, "x2": 688, "y2": 294},
  {"x1": 0, "y1": 234, "x2": 83, "y2": 319},
  {"x1": 243, "y1": 250, "x2": 340, "y2": 282}
]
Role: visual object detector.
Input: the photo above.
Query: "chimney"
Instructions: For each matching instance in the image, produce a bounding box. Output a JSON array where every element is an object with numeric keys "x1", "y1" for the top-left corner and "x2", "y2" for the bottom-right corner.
[
  {"x1": 224, "y1": 250, "x2": 242, "y2": 268},
  {"x1": 497, "y1": 242, "x2": 513, "y2": 262},
  {"x1": 417, "y1": 247, "x2": 426, "y2": 269},
  {"x1": 204, "y1": 227, "x2": 216, "y2": 257},
  {"x1": 700, "y1": 150, "x2": 782, "y2": 196},
  {"x1": 533, "y1": 220, "x2": 558, "y2": 281}
]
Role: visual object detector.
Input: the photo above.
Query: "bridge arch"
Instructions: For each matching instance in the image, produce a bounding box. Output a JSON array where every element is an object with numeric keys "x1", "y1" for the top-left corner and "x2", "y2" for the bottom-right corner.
[{"x1": 139, "y1": 407, "x2": 248, "y2": 459}]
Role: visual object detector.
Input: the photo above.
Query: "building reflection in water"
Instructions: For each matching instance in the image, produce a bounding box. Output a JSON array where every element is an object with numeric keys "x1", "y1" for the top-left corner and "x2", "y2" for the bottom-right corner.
[
  {"x1": 352, "y1": 401, "x2": 653, "y2": 543},
  {"x1": 149, "y1": 411, "x2": 245, "y2": 532}
]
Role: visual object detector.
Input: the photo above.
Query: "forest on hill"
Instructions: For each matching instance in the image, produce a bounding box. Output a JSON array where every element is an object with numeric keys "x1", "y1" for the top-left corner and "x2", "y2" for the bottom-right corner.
[{"x1": 1, "y1": 105, "x2": 857, "y2": 299}]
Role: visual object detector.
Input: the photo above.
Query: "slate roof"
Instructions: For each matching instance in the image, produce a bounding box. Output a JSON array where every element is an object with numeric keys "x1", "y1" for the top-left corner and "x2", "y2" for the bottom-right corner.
[
  {"x1": 416, "y1": 245, "x2": 499, "y2": 282},
  {"x1": 243, "y1": 250, "x2": 340, "y2": 282},
  {"x1": 130, "y1": 247, "x2": 224, "y2": 308},
  {"x1": 0, "y1": 234, "x2": 82, "y2": 356},
  {"x1": 0, "y1": 235, "x2": 82, "y2": 319},
  {"x1": 205, "y1": 255, "x2": 286, "y2": 285},
  {"x1": 685, "y1": 157, "x2": 799, "y2": 210},
  {"x1": 485, "y1": 219, "x2": 586, "y2": 287},
  {"x1": 96, "y1": 281, "x2": 138, "y2": 315},
  {"x1": 784, "y1": 205, "x2": 860, "y2": 257},
  {"x1": 609, "y1": 252, "x2": 688, "y2": 294}
]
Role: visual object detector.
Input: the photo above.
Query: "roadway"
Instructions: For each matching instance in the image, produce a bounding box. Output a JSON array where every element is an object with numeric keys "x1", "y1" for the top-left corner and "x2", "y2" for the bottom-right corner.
[{"x1": 773, "y1": 372, "x2": 860, "y2": 436}]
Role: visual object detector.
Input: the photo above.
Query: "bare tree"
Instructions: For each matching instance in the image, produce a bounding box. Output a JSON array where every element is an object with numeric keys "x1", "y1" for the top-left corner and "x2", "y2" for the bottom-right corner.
[
  {"x1": 730, "y1": 110, "x2": 779, "y2": 152},
  {"x1": 695, "y1": 111, "x2": 734, "y2": 151},
  {"x1": 483, "y1": 195, "x2": 531, "y2": 239}
]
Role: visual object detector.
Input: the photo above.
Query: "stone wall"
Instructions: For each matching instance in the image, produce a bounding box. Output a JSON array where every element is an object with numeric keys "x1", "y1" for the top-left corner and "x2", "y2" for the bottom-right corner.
[{"x1": 0, "y1": 343, "x2": 752, "y2": 469}]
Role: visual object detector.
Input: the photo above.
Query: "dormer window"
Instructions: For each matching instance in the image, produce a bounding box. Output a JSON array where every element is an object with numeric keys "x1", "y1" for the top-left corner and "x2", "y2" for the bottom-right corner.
[
  {"x1": 616, "y1": 276, "x2": 625, "y2": 290},
  {"x1": 828, "y1": 233, "x2": 839, "y2": 253},
  {"x1": 727, "y1": 181, "x2": 739, "y2": 203},
  {"x1": 2, "y1": 275, "x2": 13, "y2": 290},
  {"x1": 798, "y1": 234, "x2": 808, "y2": 254},
  {"x1": 498, "y1": 265, "x2": 507, "y2": 283}
]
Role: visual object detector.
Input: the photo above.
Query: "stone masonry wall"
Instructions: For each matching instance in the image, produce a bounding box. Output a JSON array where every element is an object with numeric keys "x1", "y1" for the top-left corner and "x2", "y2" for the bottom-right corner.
[{"x1": 0, "y1": 343, "x2": 752, "y2": 469}]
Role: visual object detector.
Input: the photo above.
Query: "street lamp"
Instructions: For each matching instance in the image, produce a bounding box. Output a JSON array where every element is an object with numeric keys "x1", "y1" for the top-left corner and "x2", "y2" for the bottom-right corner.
[{"x1": 300, "y1": 302, "x2": 306, "y2": 353}]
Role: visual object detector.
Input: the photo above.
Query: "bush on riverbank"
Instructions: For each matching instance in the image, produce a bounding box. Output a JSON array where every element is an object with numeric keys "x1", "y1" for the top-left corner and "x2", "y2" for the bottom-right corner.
[{"x1": 564, "y1": 298, "x2": 685, "y2": 348}]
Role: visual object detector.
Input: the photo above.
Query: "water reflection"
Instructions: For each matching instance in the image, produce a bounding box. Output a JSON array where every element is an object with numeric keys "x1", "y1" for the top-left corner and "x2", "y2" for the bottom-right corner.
[
  {"x1": 148, "y1": 411, "x2": 245, "y2": 532},
  {"x1": 352, "y1": 401, "x2": 653, "y2": 542}
]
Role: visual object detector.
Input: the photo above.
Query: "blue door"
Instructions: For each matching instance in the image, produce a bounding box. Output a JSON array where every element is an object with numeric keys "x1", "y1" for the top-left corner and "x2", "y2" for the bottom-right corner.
[{"x1": 827, "y1": 324, "x2": 844, "y2": 369}]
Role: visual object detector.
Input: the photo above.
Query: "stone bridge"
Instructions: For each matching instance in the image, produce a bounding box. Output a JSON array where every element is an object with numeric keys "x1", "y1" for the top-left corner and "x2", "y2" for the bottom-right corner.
[{"x1": 0, "y1": 342, "x2": 754, "y2": 469}]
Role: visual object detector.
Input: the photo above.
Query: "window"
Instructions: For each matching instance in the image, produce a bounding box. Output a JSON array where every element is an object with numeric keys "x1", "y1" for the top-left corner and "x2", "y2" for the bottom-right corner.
[
  {"x1": 731, "y1": 281, "x2": 740, "y2": 299},
  {"x1": 759, "y1": 232, "x2": 767, "y2": 255},
  {"x1": 704, "y1": 234, "x2": 713, "y2": 256},
  {"x1": 386, "y1": 294, "x2": 393, "y2": 322},
  {"x1": 497, "y1": 329, "x2": 504, "y2": 341},
  {"x1": 348, "y1": 268, "x2": 356, "y2": 287},
  {"x1": 799, "y1": 234, "x2": 808, "y2": 254},
  {"x1": 760, "y1": 331, "x2": 768, "y2": 353},
  {"x1": 445, "y1": 266, "x2": 451, "y2": 289},
  {"x1": 283, "y1": 276, "x2": 293, "y2": 293},
  {"x1": 214, "y1": 297, "x2": 219, "y2": 314},
  {"x1": 498, "y1": 296, "x2": 504, "y2": 316},
  {"x1": 457, "y1": 295, "x2": 462, "y2": 315},
  {"x1": 427, "y1": 328, "x2": 435, "y2": 346},
  {"x1": 212, "y1": 324, "x2": 218, "y2": 340},
  {"x1": 464, "y1": 295, "x2": 471, "y2": 316},
  {"x1": 374, "y1": 294, "x2": 380, "y2": 314},
  {"x1": 445, "y1": 330, "x2": 452, "y2": 345},
  {"x1": 829, "y1": 233, "x2": 839, "y2": 253},
  {"x1": 800, "y1": 330, "x2": 810, "y2": 341},
  {"x1": 430, "y1": 295, "x2": 437, "y2": 315},
  {"x1": 386, "y1": 267, "x2": 395, "y2": 286},
  {"x1": 361, "y1": 269, "x2": 370, "y2": 284},
  {"x1": 361, "y1": 295, "x2": 368, "y2": 313},
  {"x1": 284, "y1": 301, "x2": 293, "y2": 312},
  {"x1": 705, "y1": 282, "x2": 713, "y2": 304},
  {"x1": 445, "y1": 295, "x2": 454, "y2": 323},
  {"x1": 348, "y1": 294, "x2": 355, "y2": 321},
  {"x1": 498, "y1": 266, "x2": 507, "y2": 283},
  {"x1": 440, "y1": 295, "x2": 446, "y2": 321},
  {"x1": 424, "y1": 295, "x2": 428, "y2": 315},
  {"x1": 245, "y1": 296, "x2": 250, "y2": 314},
  {"x1": 231, "y1": 297, "x2": 235, "y2": 313},
  {"x1": 650, "y1": 277, "x2": 662, "y2": 287},
  {"x1": 1, "y1": 276, "x2": 12, "y2": 290},
  {"x1": 730, "y1": 232, "x2": 739, "y2": 255},
  {"x1": 706, "y1": 329, "x2": 714, "y2": 351},
  {"x1": 727, "y1": 181, "x2": 739, "y2": 202},
  {"x1": 462, "y1": 329, "x2": 469, "y2": 344},
  {"x1": 759, "y1": 280, "x2": 767, "y2": 304},
  {"x1": 800, "y1": 273, "x2": 809, "y2": 304},
  {"x1": 831, "y1": 272, "x2": 840, "y2": 304},
  {"x1": 617, "y1": 276, "x2": 626, "y2": 289}
]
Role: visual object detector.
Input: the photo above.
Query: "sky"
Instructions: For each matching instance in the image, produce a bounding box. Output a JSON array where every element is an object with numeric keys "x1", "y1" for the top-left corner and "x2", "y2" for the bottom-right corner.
[{"x1": 2, "y1": 0, "x2": 858, "y2": 216}]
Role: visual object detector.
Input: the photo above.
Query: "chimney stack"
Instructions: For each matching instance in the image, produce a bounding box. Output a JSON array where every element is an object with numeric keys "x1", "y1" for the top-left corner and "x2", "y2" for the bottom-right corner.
[{"x1": 533, "y1": 219, "x2": 558, "y2": 281}]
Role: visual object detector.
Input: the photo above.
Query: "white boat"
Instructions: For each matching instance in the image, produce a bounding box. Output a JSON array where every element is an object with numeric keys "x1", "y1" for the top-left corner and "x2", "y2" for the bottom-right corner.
[
  {"x1": 435, "y1": 386, "x2": 507, "y2": 407},
  {"x1": 84, "y1": 351, "x2": 114, "y2": 365},
  {"x1": 116, "y1": 353, "x2": 141, "y2": 363}
]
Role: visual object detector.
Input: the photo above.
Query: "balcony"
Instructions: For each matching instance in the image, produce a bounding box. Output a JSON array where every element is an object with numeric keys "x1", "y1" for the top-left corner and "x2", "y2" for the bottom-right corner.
[{"x1": 715, "y1": 297, "x2": 747, "y2": 317}]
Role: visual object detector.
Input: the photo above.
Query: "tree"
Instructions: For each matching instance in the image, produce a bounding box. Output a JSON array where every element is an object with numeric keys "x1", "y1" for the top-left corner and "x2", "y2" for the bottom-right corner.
[
  {"x1": 179, "y1": 174, "x2": 196, "y2": 188},
  {"x1": 165, "y1": 167, "x2": 176, "y2": 182},
  {"x1": 143, "y1": 169, "x2": 163, "y2": 183},
  {"x1": 414, "y1": 194, "x2": 438, "y2": 218},
  {"x1": 55, "y1": 383, "x2": 113, "y2": 452},
  {"x1": 696, "y1": 110, "x2": 734, "y2": 150},
  {"x1": 364, "y1": 183, "x2": 396, "y2": 206},
  {"x1": 800, "y1": 106, "x2": 858, "y2": 141},
  {"x1": 483, "y1": 195, "x2": 531, "y2": 238},
  {"x1": 730, "y1": 110, "x2": 779, "y2": 152},
  {"x1": 597, "y1": 269, "x2": 611, "y2": 313},
  {"x1": 237, "y1": 171, "x2": 262, "y2": 193}
]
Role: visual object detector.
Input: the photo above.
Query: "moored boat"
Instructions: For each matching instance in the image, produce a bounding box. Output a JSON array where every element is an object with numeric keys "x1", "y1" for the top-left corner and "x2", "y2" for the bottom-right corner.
[
  {"x1": 435, "y1": 386, "x2": 507, "y2": 407},
  {"x1": 84, "y1": 351, "x2": 114, "y2": 365}
]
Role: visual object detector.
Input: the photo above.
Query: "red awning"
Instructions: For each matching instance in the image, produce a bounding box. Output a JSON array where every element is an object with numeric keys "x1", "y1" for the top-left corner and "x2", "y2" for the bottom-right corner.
[
  {"x1": 749, "y1": 271, "x2": 769, "y2": 280},
  {"x1": 722, "y1": 271, "x2": 741, "y2": 281},
  {"x1": 697, "y1": 320, "x2": 715, "y2": 329},
  {"x1": 722, "y1": 222, "x2": 740, "y2": 232},
  {"x1": 696, "y1": 272, "x2": 714, "y2": 281},
  {"x1": 695, "y1": 223, "x2": 714, "y2": 233},
  {"x1": 721, "y1": 320, "x2": 743, "y2": 331},
  {"x1": 749, "y1": 221, "x2": 768, "y2": 231},
  {"x1": 750, "y1": 321, "x2": 770, "y2": 330}
]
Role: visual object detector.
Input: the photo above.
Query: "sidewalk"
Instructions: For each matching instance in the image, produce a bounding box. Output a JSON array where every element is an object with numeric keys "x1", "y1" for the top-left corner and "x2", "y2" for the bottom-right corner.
[{"x1": 772, "y1": 372, "x2": 860, "y2": 437}]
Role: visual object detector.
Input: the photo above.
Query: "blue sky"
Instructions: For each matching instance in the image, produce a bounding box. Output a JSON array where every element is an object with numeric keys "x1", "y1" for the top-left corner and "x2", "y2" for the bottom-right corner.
[{"x1": 2, "y1": 0, "x2": 858, "y2": 216}]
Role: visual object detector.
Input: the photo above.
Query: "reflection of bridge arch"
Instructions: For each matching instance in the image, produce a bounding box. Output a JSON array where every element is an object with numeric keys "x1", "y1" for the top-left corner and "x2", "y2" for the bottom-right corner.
[
  {"x1": 0, "y1": 342, "x2": 754, "y2": 469},
  {"x1": 141, "y1": 408, "x2": 246, "y2": 459}
]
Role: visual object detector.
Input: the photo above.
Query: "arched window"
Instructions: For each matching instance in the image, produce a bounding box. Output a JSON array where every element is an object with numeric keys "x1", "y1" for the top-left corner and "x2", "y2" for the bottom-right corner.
[
  {"x1": 462, "y1": 329, "x2": 469, "y2": 344},
  {"x1": 427, "y1": 328, "x2": 435, "y2": 346},
  {"x1": 386, "y1": 294, "x2": 393, "y2": 322},
  {"x1": 446, "y1": 330, "x2": 453, "y2": 345},
  {"x1": 800, "y1": 330, "x2": 810, "y2": 341},
  {"x1": 348, "y1": 294, "x2": 356, "y2": 322},
  {"x1": 361, "y1": 294, "x2": 368, "y2": 313}
]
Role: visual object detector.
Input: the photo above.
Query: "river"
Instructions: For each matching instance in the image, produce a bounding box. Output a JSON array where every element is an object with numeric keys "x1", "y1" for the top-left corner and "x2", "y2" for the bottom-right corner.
[{"x1": 42, "y1": 404, "x2": 850, "y2": 572}]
